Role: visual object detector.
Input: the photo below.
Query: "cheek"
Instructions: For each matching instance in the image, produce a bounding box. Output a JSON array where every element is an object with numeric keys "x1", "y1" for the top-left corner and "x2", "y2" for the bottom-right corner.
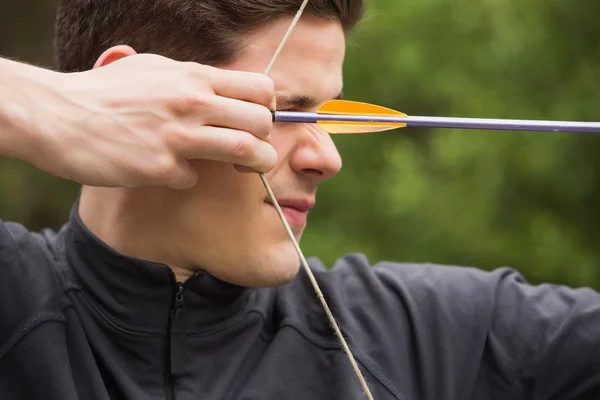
[
  {"x1": 266, "y1": 124, "x2": 295, "y2": 175},
  {"x1": 171, "y1": 159, "x2": 298, "y2": 285},
  {"x1": 175, "y1": 159, "x2": 267, "y2": 247},
  {"x1": 186, "y1": 160, "x2": 260, "y2": 204},
  {"x1": 270, "y1": 124, "x2": 294, "y2": 153},
  {"x1": 270, "y1": 122, "x2": 322, "y2": 157}
]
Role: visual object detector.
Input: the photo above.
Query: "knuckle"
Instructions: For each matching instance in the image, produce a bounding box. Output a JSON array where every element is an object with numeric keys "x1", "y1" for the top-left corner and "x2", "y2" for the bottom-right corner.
[
  {"x1": 230, "y1": 138, "x2": 255, "y2": 162},
  {"x1": 165, "y1": 125, "x2": 191, "y2": 149},
  {"x1": 151, "y1": 154, "x2": 179, "y2": 180},
  {"x1": 170, "y1": 90, "x2": 211, "y2": 117},
  {"x1": 186, "y1": 62, "x2": 210, "y2": 82}
]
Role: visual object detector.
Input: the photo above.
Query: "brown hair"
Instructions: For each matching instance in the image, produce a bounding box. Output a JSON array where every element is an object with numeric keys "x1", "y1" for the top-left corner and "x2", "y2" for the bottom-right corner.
[{"x1": 54, "y1": 0, "x2": 365, "y2": 72}]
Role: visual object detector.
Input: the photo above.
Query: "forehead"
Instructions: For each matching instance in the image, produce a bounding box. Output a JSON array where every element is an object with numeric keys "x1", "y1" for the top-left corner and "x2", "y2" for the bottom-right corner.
[{"x1": 224, "y1": 15, "x2": 346, "y2": 109}]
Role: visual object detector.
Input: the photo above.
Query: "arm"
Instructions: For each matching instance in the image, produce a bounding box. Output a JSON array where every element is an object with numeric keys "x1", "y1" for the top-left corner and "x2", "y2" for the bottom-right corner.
[
  {"x1": 0, "y1": 58, "x2": 51, "y2": 162},
  {"x1": 393, "y1": 263, "x2": 600, "y2": 399},
  {"x1": 484, "y1": 269, "x2": 600, "y2": 399},
  {"x1": 310, "y1": 255, "x2": 600, "y2": 399},
  {"x1": 0, "y1": 53, "x2": 277, "y2": 189}
]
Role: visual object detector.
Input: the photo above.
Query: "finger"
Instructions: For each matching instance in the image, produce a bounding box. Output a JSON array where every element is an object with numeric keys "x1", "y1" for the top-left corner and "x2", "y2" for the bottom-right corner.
[
  {"x1": 203, "y1": 95, "x2": 273, "y2": 142},
  {"x1": 179, "y1": 127, "x2": 277, "y2": 172},
  {"x1": 203, "y1": 66, "x2": 276, "y2": 110},
  {"x1": 166, "y1": 161, "x2": 199, "y2": 190},
  {"x1": 234, "y1": 164, "x2": 258, "y2": 173}
]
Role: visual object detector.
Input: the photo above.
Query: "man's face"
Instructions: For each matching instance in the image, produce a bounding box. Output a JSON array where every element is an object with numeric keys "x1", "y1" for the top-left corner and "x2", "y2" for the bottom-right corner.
[{"x1": 173, "y1": 16, "x2": 345, "y2": 286}]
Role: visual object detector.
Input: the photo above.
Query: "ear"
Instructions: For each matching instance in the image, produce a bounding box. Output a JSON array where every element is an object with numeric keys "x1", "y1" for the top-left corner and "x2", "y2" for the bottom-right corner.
[{"x1": 93, "y1": 45, "x2": 138, "y2": 69}]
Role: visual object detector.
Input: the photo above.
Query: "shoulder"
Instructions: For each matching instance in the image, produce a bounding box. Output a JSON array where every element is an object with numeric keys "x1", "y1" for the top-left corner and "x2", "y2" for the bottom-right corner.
[
  {"x1": 0, "y1": 220, "x2": 67, "y2": 357},
  {"x1": 307, "y1": 252, "x2": 521, "y2": 316},
  {"x1": 276, "y1": 253, "x2": 600, "y2": 398},
  {"x1": 277, "y1": 253, "x2": 542, "y2": 363},
  {"x1": 0, "y1": 219, "x2": 64, "y2": 285},
  {"x1": 279, "y1": 252, "x2": 521, "y2": 340},
  {"x1": 279, "y1": 254, "x2": 539, "y2": 393}
]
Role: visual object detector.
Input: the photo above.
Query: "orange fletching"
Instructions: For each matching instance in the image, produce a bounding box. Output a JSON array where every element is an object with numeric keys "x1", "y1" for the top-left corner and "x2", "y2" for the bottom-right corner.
[{"x1": 316, "y1": 100, "x2": 407, "y2": 134}]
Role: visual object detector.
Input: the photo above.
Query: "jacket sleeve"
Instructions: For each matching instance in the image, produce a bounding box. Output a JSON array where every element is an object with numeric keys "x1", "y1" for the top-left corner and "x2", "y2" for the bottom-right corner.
[
  {"x1": 313, "y1": 254, "x2": 600, "y2": 400},
  {"x1": 0, "y1": 220, "x2": 65, "y2": 361},
  {"x1": 483, "y1": 267, "x2": 600, "y2": 399}
]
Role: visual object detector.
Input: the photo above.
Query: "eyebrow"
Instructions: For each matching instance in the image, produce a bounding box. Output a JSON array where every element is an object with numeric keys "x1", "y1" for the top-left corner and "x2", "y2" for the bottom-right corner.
[{"x1": 276, "y1": 91, "x2": 343, "y2": 110}]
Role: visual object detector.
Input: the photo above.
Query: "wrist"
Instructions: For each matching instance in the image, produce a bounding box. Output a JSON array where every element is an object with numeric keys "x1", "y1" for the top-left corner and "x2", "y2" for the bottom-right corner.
[{"x1": 0, "y1": 58, "x2": 59, "y2": 164}]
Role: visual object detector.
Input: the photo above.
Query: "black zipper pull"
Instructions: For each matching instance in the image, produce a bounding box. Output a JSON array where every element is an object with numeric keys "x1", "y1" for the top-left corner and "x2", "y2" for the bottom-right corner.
[{"x1": 170, "y1": 282, "x2": 187, "y2": 375}]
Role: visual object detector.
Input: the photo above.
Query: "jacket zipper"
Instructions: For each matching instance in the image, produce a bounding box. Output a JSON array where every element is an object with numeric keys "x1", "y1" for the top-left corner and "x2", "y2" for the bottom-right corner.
[{"x1": 164, "y1": 281, "x2": 186, "y2": 400}]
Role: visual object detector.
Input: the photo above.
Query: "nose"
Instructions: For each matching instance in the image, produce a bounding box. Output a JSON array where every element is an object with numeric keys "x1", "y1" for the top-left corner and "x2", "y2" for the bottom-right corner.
[{"x1": 289, "y1": 124, "x2": 342, "y2": 183}]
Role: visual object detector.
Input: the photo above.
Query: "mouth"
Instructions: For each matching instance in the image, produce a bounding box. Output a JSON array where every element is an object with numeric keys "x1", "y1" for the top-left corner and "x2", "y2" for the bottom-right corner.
[{"x1": 265, "y1": 197, "x2": 315, "y2": 228}]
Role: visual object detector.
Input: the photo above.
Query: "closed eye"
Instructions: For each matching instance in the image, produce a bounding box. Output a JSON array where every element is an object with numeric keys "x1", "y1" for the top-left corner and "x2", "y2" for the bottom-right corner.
[{"x1": 276, "y1": 91, "x2": 343, "y2": 112}]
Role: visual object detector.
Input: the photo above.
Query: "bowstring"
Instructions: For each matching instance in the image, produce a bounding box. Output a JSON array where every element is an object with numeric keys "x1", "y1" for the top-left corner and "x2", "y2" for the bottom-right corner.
[{"x1": 257, "y1": 2, "x2": 375, "y2": 399}]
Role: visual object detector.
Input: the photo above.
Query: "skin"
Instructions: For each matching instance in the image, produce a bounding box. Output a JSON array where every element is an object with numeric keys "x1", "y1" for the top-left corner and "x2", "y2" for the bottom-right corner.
[
  {"x1": 0, "y1": 54, "x2": 279, "y2": 186},
  {"x1": 78, "y1": 15, "x2": 346, "y2": 286}
]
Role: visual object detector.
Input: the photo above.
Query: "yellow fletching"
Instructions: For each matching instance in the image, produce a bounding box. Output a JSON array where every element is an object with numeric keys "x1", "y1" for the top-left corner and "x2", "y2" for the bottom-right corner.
[
  {"x1": 318, "y1": 100, "x2": 405, "y2": 116},
  {"x1": 316, "y1": 122, "x2": 404, "y2": 134},
  {"x1": 316, "y1": 100, "x2": 407, "y2": 134}
]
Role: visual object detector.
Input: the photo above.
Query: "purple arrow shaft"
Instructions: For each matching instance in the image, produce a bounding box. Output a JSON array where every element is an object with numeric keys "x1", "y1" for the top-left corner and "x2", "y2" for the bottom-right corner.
[{"x1": 273, "y1": 111, "x2": 600, "y2": 133}]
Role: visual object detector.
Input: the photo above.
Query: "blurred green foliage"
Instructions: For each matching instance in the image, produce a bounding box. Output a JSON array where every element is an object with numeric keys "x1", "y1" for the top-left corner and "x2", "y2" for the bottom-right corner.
[{"x1": 2, "y1": 0, "x2": 600, "y2": 289}]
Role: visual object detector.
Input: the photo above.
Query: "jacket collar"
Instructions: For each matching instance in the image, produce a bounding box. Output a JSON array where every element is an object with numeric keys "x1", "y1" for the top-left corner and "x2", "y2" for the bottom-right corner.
[{"x1": 62, "y1": 201, "x2": 255, "y2": 334}]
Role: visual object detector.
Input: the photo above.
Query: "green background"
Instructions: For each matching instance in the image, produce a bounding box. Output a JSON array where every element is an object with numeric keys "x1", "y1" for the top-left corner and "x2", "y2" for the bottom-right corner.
[{"x1": 2, "y1": 0, "x2": 600, "y2": 289}]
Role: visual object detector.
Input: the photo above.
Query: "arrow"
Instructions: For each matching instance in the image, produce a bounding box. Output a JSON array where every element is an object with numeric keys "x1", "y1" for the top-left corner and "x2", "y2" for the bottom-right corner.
[{"x1": 273, "y1": 100, "x2": 600, "y2": 133}]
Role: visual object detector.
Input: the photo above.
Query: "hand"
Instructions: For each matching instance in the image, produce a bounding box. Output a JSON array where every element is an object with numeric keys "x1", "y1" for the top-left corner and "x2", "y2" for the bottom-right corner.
[{"x1": 31, "y1": 53, "x2": 277, "y2": 189}]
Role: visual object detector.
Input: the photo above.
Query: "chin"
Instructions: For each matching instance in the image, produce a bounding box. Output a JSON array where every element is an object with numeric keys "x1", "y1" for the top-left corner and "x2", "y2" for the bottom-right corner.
[
  {"x1": 249, "y1": 241, "x2": 301, "y2": 287},
  {"x1": 209, "y1": 241, "x2": 301, "y2": 288}
]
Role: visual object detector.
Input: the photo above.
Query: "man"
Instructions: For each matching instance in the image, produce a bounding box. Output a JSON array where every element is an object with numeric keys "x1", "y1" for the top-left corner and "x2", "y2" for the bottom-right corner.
[{"x1": 1, "y1": 0, "x2": 599, "y2": 399}]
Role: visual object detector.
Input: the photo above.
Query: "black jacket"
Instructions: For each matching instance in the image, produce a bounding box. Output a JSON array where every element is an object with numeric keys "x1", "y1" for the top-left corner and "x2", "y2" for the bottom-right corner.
[{"x1": 1, "y1": 204, "x2": 600, "y2": 400}]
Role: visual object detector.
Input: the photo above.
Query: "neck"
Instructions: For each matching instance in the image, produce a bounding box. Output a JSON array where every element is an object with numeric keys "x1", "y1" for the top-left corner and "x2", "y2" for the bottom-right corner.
[{"x1": 78, "y1": 186, "x2": 194, "y2": 282}]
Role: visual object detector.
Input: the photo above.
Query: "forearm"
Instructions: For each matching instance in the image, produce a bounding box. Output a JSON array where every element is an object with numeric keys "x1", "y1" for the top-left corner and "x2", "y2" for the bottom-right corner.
[
  {"x1": 0, "y1": 57, "x2": 55, "y2": 163},
  {"x1": 0, "y1": 52, "x2": 277, "y2": 188}
]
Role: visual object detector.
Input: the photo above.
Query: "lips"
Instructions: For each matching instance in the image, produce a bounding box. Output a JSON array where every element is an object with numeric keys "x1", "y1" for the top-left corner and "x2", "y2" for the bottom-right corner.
[
  {"x1": 274, "y1": 198, "x2": 314, "y2": 212},
  {"x1": 265, "y1": 197, "x2": 315, "y2": 227}
]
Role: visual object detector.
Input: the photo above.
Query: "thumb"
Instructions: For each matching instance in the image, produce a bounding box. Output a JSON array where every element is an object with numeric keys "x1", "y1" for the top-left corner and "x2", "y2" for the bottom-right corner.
[{"x1": 166, "y1": 162, "x2": 199, "y2": 190}]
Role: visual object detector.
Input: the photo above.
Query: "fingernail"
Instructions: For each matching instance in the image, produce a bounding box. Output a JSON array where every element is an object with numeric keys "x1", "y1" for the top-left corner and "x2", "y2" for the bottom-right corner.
[
  {"x1": 234, "y1": 164, "x2": 256, "y2": 173},
  {"x1": 258, "y1": 142, "x2": 277, "y2": 168}
]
